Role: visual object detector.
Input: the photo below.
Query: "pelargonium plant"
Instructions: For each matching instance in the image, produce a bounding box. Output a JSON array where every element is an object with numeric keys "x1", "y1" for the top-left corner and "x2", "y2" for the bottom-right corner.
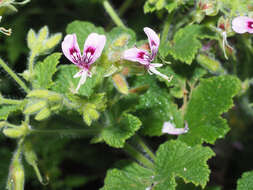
[{"x1": 0, "y1": 0, "x2": 253, "y2": 190}]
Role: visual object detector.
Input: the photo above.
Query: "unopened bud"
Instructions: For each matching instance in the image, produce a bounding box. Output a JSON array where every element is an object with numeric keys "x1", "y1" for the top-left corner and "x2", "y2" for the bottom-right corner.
[
  {"x1": 3, "y1": 122, "x2": 29, "y2": 139},
  {"x1": 112, "y1": 74, "x2": 129, "y2": 95},
  {"x1": 35, "y1": 107, "x2": 51, "y2": 121},
  {"x1": 197, "y1": 54, "x2": 225, "y2": 74},
  {"x1": 7, "y1": 151, "x2": 25, "y2": 190},
  {"x1": 24, "y1": 100, "x2": 47, "y2": 114}
]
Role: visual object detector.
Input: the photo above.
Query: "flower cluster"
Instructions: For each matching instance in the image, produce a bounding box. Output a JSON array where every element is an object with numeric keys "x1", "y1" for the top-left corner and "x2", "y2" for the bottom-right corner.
[{"x1": 61, "y1": 27, "x2": 171, "y2": 92}]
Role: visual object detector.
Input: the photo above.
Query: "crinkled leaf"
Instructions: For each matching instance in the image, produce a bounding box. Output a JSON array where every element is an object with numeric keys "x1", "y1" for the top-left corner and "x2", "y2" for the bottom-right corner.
[
  {"x1": 0, "y1": 105, "x2": 23, "y2": 120},
  {"x1": 169, "y1": 25, "x2": 202, "y2": 64},
  {"x1": 52, "y1": 65, "x2": 104, "y2": 97},
  {"x1": 101, "y1": 161, "x2": 154, "y2": 190},
  {"x1": 66, "y1": 21, "x2": 105, "y2": 51},
  {"x1": 237, "y1": 170, "x2": 253, "y2": 190},
  {"x1": 154, "y1": 140, "x2": 215, "y2": 189},
  {"x1": 135, "y1": 75, "x2": 184, "y2": 136},
  {"x1": 144, "y1": 0, "x2": 185, "y2": 13},
  {"x1": 157, "y1": 66, "x2": 186, "y2": 98},
  {"x1": 100, "y1": 113, "x2": 141, "y2": 148},
  {"x1": 161, "y1": 25, "x2": 216, "y2": 64},
  {"x1": 33, "y1": 53, "x2": 61, "y2": 89},
  {"x1": 102, "y1": 140, "x2": 214, "y2": 190},
  {"x1": 179, "y1": 75, "x2": 241, "y2": 146}
]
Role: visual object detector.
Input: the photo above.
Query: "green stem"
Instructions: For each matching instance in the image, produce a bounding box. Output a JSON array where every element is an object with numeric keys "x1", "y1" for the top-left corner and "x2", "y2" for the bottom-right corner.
[
  {"x1": 31, "y1": 128, "x2": 100, "y2": 137},
  {"x1": 124, "y1": 143, "x2": 154, "y2": 169},
  {"x1": 0, "y1": 58, "x2": 30, "y2": 93},
  {"x1": 28, "y1": 52, "x2": 36, "y2": 81},
  {"x1": 161, "y1": 13, "x2": 174, "y2": 45},
  {"x1": 134, "y1": 136, "x2": 156, "y2": 161},
  {"x1": 118, "y1": 0, "x2": 133, "y2": 16},
  {"x1": 0, "y1": 97, "x2": 23, "y2": 105},
  {"x1": 103, "y1": 0, "x2": 126, "y2": 28}
]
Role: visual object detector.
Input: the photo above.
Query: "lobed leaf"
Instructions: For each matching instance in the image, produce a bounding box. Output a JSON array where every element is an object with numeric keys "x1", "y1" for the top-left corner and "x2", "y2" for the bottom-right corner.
[
  {"x1": 52, "y1": 65, "x2": 104, "y2": 97},
  {"x1": 237, "y1": 170, "x2": 253, "y2": 190},
  {"x1": 100, "y1": 113, "x2": 141, "y2": 148},
  {"x1": 179, "y1": 75, "x2": 241, "y2": 146},
  {"x1": 154, "y1": 140, "x2": 215, "y2": 190},
  {"x1": 0, "y1": 105, "x2": 23, "y2": 120},
  {"x1": 33, "y1": 53, "x2": 62, "y2": 89},
  {"x1": 101, "y1": 161, "x2": 154, "y2": 190},
  {"x1": 135, "y1": 74, "x2": 184, "y2": 136}
]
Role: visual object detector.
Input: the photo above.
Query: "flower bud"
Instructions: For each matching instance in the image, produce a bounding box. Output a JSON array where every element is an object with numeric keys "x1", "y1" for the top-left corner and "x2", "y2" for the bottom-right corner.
[
  {"x1": 7, "y1": 151, "x2": 25, "y2": 190},
  {"x1": 24, "y1": 100, "x2": 47, "y2": 115},
  {"x1": 35, "y1": 107, "x2": 51, "y2": 121},
  {"x1": 27, "y1": 89, "x2": 50, "y2": 98},
  {"x1": 44, "y1": 33, "x2": 62, "y2": 50},
  {"x1": 3, "y1": 122, "x2": 30, "y2": 139},
  {"x1": 197, "y1": 54, "x2": 225, "y2": 74},
  {"x1": 112, "y1": 74, "x2": 129, "y2": 95}
]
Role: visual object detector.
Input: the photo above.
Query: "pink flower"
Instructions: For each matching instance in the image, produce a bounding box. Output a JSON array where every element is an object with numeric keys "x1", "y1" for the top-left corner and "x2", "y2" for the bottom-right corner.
[
  {"x1": 162, "y1": 121, "x2": 189, "y2": 135},
  {"x1": 62, "y1": 33, "x2": 106, "y2": 93},
  {"x1": 123, "y1": 27, "x2": 172, "y2": 81},
  {"x1": 232, "y1": 16, "x2": 253, "y2": 34}
]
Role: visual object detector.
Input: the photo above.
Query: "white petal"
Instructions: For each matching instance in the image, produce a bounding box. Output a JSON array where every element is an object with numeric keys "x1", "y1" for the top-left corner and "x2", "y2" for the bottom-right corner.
[
  {"x1": 162, "y1": 121, "x2": 189, "y2": 135},
  {"x1": 144, "y1": 27, "x2": 160, "y2": 60},
  {"x1": 83, "y1": 33, "x2": 106, "y2": 65},
  {"x1": 123, "y1": 47, "x2": 150, "y2": 65},
  {"x1": 75, "y1": 70, "x2": 88, "y2": 93},
  {"x1": 148, "y1": 66, "x2": 172, "y2": 82},
  {"x1": 73, "y1": 70, "x2": 83, "y2": 78}
]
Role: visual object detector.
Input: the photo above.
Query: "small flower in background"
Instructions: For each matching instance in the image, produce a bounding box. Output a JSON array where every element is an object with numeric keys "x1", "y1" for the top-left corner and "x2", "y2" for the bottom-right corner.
[
  {"x1": 123, "y1": 27, "x2": 172, "y2": 82},
  {"x1": 232, "y1": 16, "x2": 253, "y2": 34},
  {"x1": 62, "y1": 33, "x2": 106, "y2": 93},
  {"x1": 162, "y1": 121, "x2": 189, "y2": 135}
]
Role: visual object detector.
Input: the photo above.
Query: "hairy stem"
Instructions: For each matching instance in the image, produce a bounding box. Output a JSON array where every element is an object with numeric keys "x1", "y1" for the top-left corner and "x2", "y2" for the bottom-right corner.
[
  {"x1": 161, "y1": 13, "x2": 174, "y2": 45},
  {"x1": 31, "y1": 128, "x2": 100, "y2": 137},
  {"x1": 118, "y1": 0, "x2": 133, "y2": 16},
  {"x1": 124, "y1": 143, "x2": 154, "y2": 169},
  {"x1": 0, "y1": 97, "x2": 23, "y2": 105},
  {"x1": 28, "y1": 52, "x2": 36, "y2": 81},
  {"x1": 0, "y1": 58, "x2": 30, "y2": 93},
  {"x1": 134, "y1": 136, "x2": 156, "y2": 161},
  {"x1": 103, "y1": 0, "x2": 126, "y2": 28}
]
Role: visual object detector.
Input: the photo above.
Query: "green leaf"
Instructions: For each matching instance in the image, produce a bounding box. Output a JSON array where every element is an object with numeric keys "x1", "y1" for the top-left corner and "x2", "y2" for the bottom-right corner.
[
  {"x1": 161, "y1": 25, "x2": 217, "y2": 64},
  {"x1": 101, "y1": 161, "x2": 154, "y2": 190},
  {"x1": 100, "y1": 113, "x2": 141, "y2": 148},
  {"x1": 52, "y1": 65, "x2": 104, "y2": 97},
  {"x1": 179, "y1": 75, "x2": 241, "y2": 146},
  {"x1": 66, "y1": 21, "x2": 105, "y2": 51},
  {"x1": 134, "y1": 75, "x2": 184, "y2": 136},
  {"x1": 237, "y1": 171, "x2": 253, "y2": 190},
  {"x1": 33, "y1": 53, "x2": 61, "y2": 89},
  {"x1": 102, "y1": 140, "x2": 214, "y2": 190},
  {"x1": 144, "y1": 0, "x2": 183, "y2": 14},
  {"x1": 168, "y1": 25, "x2": 202, "y2": 64},
  {"x1": 154, "y1": 140, "x2": 215, "y2": 189},
  {"x1": 0, "y1": 105, "x2": 23, "y2": 120}
]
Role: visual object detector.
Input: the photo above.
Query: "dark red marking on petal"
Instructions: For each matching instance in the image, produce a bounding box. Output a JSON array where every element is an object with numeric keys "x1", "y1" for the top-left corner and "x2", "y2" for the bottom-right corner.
[
  {"x1": 151, "y1": 40, "x2": 156, "y2": 46},
  {"x1": 69, "y1": 47, "x2": 81, "y2": 63},
  {"x1": 85, "y1": 46, "x2": 96, "y2": 55},
  {"x1": 137, "y1": 51, "x2": 146, "y2": 59},
  {"x1": 70, "y1": 47, "x2": 78, "y2": 55},
  {"x1": 247, "y1": 21, "x2": 253, "y2": 29}
]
